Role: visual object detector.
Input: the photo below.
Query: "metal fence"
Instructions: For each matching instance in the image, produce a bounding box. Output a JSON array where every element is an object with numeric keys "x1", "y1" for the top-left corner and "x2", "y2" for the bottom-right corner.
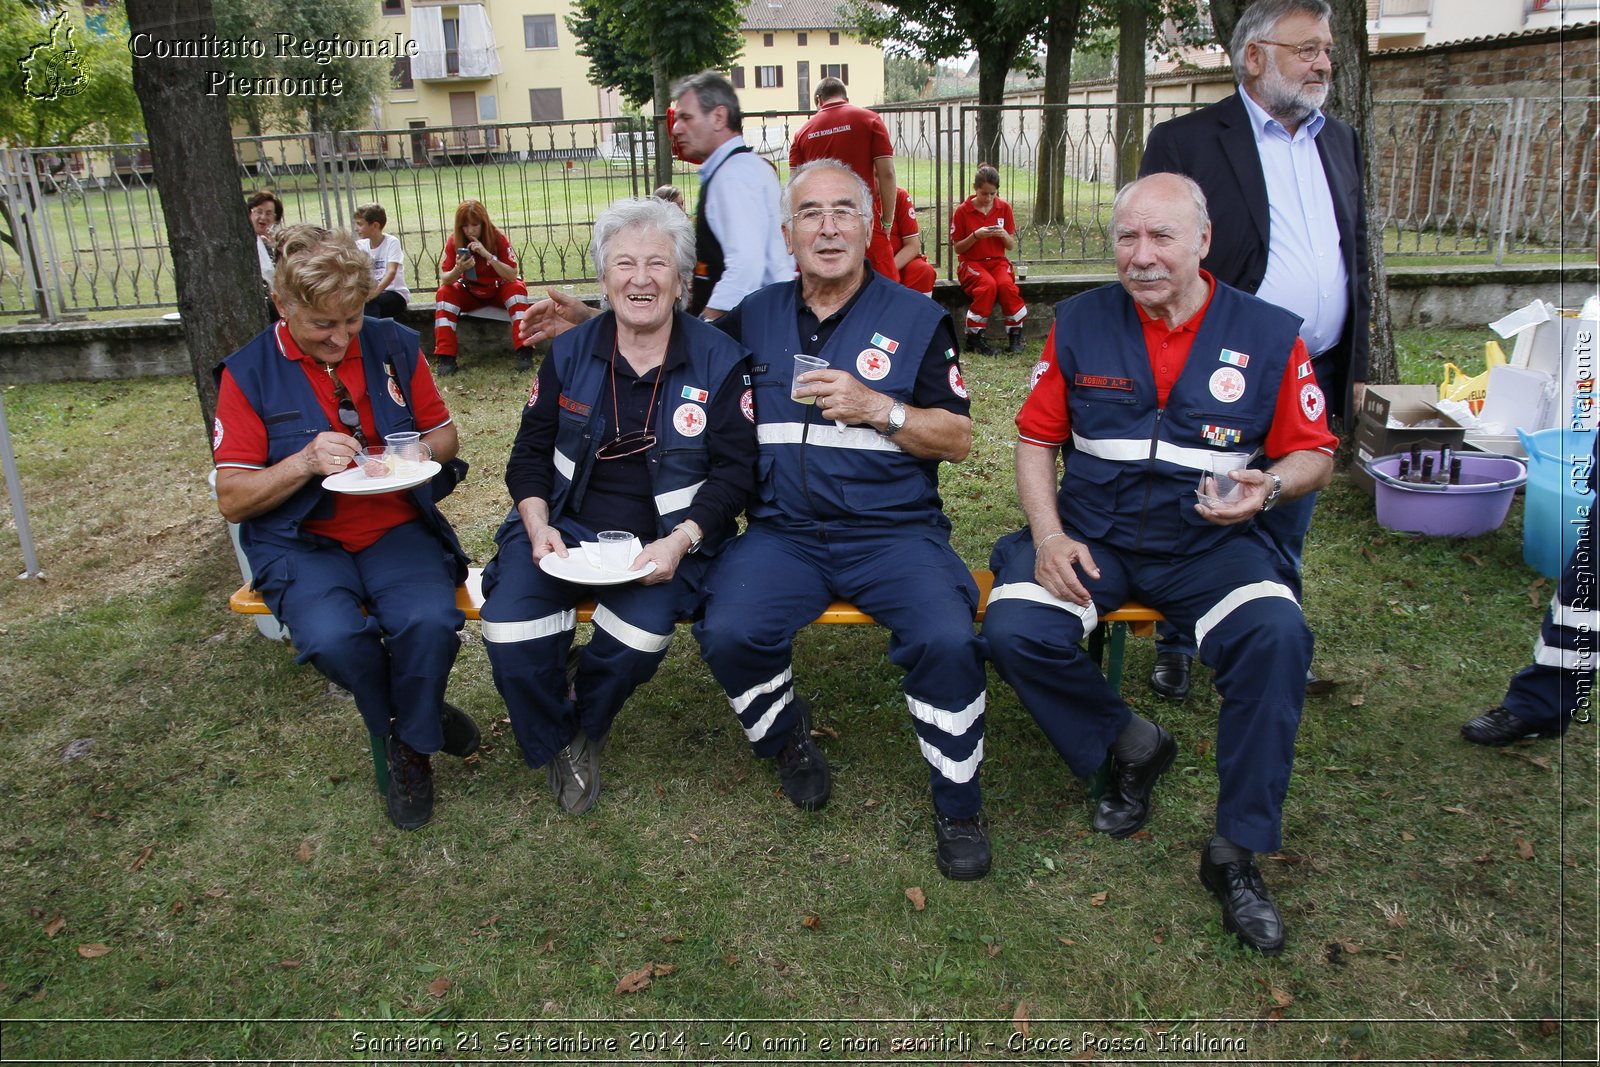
[{"x1": 2, "y1": 97, "x2": 1593, "y2": 322}]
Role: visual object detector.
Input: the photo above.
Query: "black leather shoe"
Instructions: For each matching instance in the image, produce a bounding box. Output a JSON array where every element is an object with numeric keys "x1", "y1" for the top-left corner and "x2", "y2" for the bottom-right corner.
[
  {"x1": 965, "y1": 331, "x2": 994, "y2": 356},
  {"x1": 1092, "y1": 725, "x2": 1176, "y2": 838},
  {"x1": 1149, "y1": 651, "x2": 1192, "y2": 701},
  {"x1": 774, "y1": 700, "x2": 831, "y2": 811},
  {"x1": 1461, "y1": 706, "x2": 1562, "y2": 746},
  {"x1": 385, "y1": 735, "x2": 434, "y2": 831},
  {"x1": 1200, "y1": 850, "x2": 1285, "y2": 956},
  {"x1": 439, "y1": 702, "x2": 481, "y2": 758},
  {"x1": 434, "y1": 356, "x2": 459, "y2": 376},
  {"x1": 934, "y1": 809, "x2": 992, "y2": 881},
  {"x1": 1007, "y1": 327, "x2": 1025, "y2": 353}
]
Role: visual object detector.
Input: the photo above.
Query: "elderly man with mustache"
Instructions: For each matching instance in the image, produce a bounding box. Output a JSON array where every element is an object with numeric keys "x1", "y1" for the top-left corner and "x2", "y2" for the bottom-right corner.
[
  {"x1": 984, "y1": 173, "x2": 1337, "y2": 955},
  {"x1": 1138, "y1": 0, "x2": 1369, "y2": 705}
]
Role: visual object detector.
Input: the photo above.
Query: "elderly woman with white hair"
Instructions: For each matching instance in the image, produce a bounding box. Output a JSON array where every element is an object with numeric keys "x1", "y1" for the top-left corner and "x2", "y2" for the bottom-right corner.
[{"x1": 479, "y1": 197, "x2": 758, "y2": 814}]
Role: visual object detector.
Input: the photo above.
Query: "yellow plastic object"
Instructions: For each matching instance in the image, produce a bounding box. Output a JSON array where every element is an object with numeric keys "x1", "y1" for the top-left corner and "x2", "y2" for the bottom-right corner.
[
  {"x1": 1485, "y1": 340, "x2": 1508, "y2": 368},
  {"x1": 1439, "y1": 361, "x2": 1490, "y2": 413}
]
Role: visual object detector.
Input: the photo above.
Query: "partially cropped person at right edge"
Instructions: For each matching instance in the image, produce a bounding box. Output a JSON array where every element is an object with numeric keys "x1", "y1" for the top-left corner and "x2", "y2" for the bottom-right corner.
[
  {"x1": 1462, "y1": 436, "x2": 1597, "y2": 746},
  {"x1": 1139, "y1": 0, "x2": 1368, "y2": 703}
]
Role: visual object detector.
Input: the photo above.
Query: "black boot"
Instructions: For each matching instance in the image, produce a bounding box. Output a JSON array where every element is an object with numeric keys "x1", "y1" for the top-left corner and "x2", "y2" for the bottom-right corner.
[
  {"x1": 1008, "y1": 327, "x2": 1024, "y2": 353},
  {"x1": 965, "y1": 331, "x2": 994, "y2": 356}
]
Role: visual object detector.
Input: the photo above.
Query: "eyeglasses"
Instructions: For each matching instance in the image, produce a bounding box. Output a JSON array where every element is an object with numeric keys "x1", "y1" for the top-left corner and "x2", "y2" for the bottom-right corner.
[
  {"x1": 1255, "y1": 39, "x2": 1335, "y2": 63},
  {"x1": 595, "y1": 430, "x2": 658, "y2": 460},
  {"x1": 790, "y1": 207, "x2": 866, "y2": 230},
  {"x1": 326, "y1": 370, "x2": 368, "y2": 447}
]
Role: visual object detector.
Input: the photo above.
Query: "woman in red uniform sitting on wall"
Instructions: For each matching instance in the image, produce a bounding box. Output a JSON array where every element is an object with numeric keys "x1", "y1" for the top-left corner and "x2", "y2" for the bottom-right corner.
[
  {"x1": 950, "y1": 163, "x2": 1027, "y2": 354},
  {"x1": 431, "y1": 199, "x2": 533, "y2": 375}
]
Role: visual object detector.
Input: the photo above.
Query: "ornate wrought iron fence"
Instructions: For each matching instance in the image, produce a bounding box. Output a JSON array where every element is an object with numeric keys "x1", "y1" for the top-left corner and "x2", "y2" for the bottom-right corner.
[{"x1": 1, "y1": 97, "x2": 1591, "y2": 322}]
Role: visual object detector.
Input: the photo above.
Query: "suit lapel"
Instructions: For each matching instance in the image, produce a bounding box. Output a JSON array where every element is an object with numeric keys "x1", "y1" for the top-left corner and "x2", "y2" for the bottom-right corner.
[{"x1": 1216, "y1": 94, "x2": 1270, "y2": 248}]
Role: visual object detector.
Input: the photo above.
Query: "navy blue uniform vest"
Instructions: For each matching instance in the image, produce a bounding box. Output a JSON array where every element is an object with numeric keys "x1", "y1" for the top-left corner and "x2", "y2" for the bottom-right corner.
[
  {"x1": 741, "y1": 275, "x2": 950, "y2": 530},
  {"x1": 215, "y1": 318, "x2": 467, "y2": 576},
  {"x1": 1053, "y1": 281, "x2": 1301, "y2": 554},
  {"x1": 539, "y1": 310, "x2": 747, "y2": 555}
]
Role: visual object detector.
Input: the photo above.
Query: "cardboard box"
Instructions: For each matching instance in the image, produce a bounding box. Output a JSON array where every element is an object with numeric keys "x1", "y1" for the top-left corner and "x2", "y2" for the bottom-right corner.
[{"x1": 1352, "y1": 385, "x2": 1466, "y2": 495}]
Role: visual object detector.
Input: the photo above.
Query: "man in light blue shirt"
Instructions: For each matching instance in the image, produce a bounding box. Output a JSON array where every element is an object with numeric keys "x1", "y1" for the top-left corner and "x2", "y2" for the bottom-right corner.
[
  {"x1": 1139, "y1": 0, "x2": 1370, "y2": 702},
  {"x1": 671, "y1": 71, "x2": 794, "y2": 320}
]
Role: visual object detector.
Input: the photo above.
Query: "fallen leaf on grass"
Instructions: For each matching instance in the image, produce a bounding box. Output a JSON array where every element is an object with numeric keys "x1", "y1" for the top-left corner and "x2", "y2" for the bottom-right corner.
[
  {"x1": 76, "y1": 943, "x2": 111, "y2": 959},
  {"x1": 905, "y1": 887, "x2": 926, "y2": 911},
  {"x1": 1515, "y1": 836, "x2": 1535, "y2": 860},
  {"x1": 1012, "y1": 1000, "x2": 1030, "y2": 1037},
  {"x1": 1387, "y1": 909, "x2": 1408, "y2": 929},
  {"x1": 129, "y1": 844, "x2": 155, "y2": 872},
  {"x1": 43, "y1": 916, "x2": 65, "y2": 938},
  {"x1": 427, "y1": 977, "x2": 451, "y2": 998},
  {"x1": 1385, "y1": 953, "x2": 1404, "y2": 961},
  {"x1": 29, "y1": 907, "x2": 42, "y2": 920},
  {"x1": 1089, "y1": 890, "x2": 1109, "y2": 907},
  {"x1": 1473, "y1": 853, "x2": 1494, "y2": 865},
  {"x1": 278, "y1": 959, "x2": 301, "y2": 969},
  {"x1": 204, "y1": 888, "x2": 227, "y2": 899},
  {"x1": 722, "y1": 954, "x2": 739, "y2": 966},
  {"x1": 686, "y1": 833, "x2": 703, "y2": 844},
  {"x1": 801, "y1": 915, "x2": 821, "y2": 931},
  {"x1": 1129, "y1": 830, "x2": 1153, "y2": 841},
  {"x1": 1540, "y1": 1017, "x2": 1559, "y2": 1037},
  {"x1": 651, "y1": 964, "x2": 675, "y2": 977},
  {"x1": 1512, "y1": 752, "x2": 1553, "y2": 770},
  {"x1": 1443, "y1": 805, "x2": 1471, "y2": 815},
  {"x1": 654, "y1": 783, "x2": 667, "y2": 800},
  {"x1": 659, "y1": 933, "x2": 683, "y2": 944},
  {"x1": 1459, "y1": 553, "x2": 1484, "y2": 567},
  {"x1": 814, "y1": 723, "x2": 839, "y2": 739},
  {"x1": 615, "y1": 966, "x2": 653, "y2": 994},
  {"x1": 1258, "y1": 982, "x2": 1293, "y2": 1008},
  {"x1": 1349, "y1": 693, "x2": 1366, "y2": 707},
  {"x1": 169, "y1": 900, "x2": 185, "y2": 916},
  {"x1": 1195, "y1": 738, "x2": 1213, "y2": 757},
  {"x1": 1401, "y1": 830, "x2": 1416, "y2": 842},
  {"x1": 1360, "y1": 546, "x2": 1376, "y2": 562},
  {"x1": 987, "y1": 943, "x2": 1003, "y2": 958},
  {"x1": 1336, "y1": 939, "x2": 1362, "y2": 954},
  {"x1": 1057, "y1": 937, "x2": 1077, "y2": 946},
  {"x1": 293, "y1": 841, "x2": 314, "y2": 863}
]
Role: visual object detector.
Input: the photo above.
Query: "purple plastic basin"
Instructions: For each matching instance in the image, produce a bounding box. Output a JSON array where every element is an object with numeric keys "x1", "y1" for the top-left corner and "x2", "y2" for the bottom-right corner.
[{"x1": 1366, "y1": 452, "x2": 1527, "y2": 537}]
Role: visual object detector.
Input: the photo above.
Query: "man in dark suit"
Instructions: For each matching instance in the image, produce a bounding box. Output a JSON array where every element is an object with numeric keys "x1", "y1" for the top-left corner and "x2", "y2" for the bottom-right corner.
[{"x1": 1138, "y1": 0, "x2": 1369, "y2": 701}]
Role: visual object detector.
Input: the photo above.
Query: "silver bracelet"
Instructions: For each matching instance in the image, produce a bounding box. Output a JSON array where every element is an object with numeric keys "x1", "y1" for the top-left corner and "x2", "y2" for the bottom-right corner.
[{"x1": 1036, "y1": 531, "x2": 1067, "y2": 549}]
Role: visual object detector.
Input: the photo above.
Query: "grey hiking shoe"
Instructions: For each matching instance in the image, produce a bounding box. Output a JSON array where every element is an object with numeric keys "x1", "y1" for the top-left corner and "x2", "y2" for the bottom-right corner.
[{"x1": 545, "y1": 732, "x2": 600, "y2": 814}]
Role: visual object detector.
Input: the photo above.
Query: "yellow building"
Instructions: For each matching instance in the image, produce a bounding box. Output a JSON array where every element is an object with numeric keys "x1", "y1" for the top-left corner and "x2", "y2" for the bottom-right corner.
[{"x1": 369, "y1": 0, "x2": 886, "y2": 147}]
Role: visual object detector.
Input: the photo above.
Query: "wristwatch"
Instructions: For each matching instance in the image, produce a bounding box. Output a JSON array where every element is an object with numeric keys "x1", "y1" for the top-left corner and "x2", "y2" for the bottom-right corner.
[
  {"x1": 1261, "y1": 472, "x2": 1284, "y2": 511},
  {"x1": 673, "y1": 521, "x2": 704, "y2": 553},
  {"x1": 880, "y1": 399, "x2": 906, "y2": 438}
]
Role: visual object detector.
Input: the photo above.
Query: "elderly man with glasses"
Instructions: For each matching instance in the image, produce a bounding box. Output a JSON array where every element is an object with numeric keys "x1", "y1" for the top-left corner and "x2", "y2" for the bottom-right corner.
[
  {"x1": 1138, "y1": 0, "x2": 1369, "y2": 705},
  {"x1": 691, "y1": 160, "x2": 993, "y2": 881}
]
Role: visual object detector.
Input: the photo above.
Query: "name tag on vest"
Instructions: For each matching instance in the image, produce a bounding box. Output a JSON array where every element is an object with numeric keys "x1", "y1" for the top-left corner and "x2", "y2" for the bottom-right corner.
[
  {"x1": 558, "y1": 394, "x2": 592, "y2": 416},
  {"x1": 1074, "y1": 374, "x2": 1133, "y2": 391}
]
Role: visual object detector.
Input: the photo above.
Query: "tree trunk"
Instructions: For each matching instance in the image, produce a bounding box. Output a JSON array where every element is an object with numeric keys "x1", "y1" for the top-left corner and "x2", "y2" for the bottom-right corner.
[
  {"x1": 1208, "y1": 0, "x2": 1244, "y2": 57},
  {"x1": 1114, "y1": 0, "x2": 1147, "y2": 187},
  {"x1": 1328, "y1": 0, "x2": 1396, "y2": 387},
  {"x1": 652, "y1": 56, "x2": 674, "y2": 191},
  {"x1": 1033, "y1": 0, "x2": 1083, "y2": 226},
  {"x1": 974, "y1": 52, "x2": 1008, "y2": 167},
  {"x1": 127, "y1": 0, "x2": 268, "y2": 436}
]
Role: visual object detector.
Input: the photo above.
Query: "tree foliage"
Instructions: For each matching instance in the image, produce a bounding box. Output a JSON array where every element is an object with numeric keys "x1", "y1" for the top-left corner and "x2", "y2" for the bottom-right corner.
[
  {"x1": 566, "y1": 0, "x2": 744, "y2": 110},
  {"x1": 849, "y1": 0, "x2": 1048, "y2": 164},
  {"x1": 884, "y1": 53, "x2": 937, "y2": 103},
  {"x1": 0, "y1": 2, "x2": 143, "y2": 147},
  {"x1": 212, "y1": 0, "x2": 392, "y2": 133}
]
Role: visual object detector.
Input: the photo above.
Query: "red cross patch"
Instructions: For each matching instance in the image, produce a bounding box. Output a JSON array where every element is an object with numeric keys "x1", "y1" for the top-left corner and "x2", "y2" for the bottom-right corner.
[
  {"x1": 856, "y1": 348, "x2": 891, "y2": 381},
  {"x1": 673, "y1": 402, "x2": 706, "y2": 437}
]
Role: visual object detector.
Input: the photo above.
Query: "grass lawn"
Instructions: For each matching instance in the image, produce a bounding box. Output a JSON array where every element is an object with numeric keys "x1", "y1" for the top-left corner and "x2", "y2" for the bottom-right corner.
[{"x1": 0, "y1": 327, "x2": 1593, "y2": 1061}]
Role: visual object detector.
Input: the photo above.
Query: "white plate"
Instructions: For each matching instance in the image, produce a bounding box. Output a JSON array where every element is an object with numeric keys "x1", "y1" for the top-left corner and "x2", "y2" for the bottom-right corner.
[
  {"x1": 322, "y1": 458, "x2": 441, "y2": 495},
  {"x1": 539, "y1": 550, "x2": 658, "y2": 586}
]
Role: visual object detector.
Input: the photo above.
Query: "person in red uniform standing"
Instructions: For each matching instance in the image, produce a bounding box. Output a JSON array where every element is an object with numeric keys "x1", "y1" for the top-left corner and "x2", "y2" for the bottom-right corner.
[
  {"x1": 788, "y1": 77, "x2": 899, "y2": 280},
  {"x1": 950, "y1": 163, "x2": 1027, "y2": 354},
  {"x1": 432, "y1": 199, "x2": 532, "y2": 375},
  {"x1": 891, "y1": 186, "x2": 936, "y2": 295}
]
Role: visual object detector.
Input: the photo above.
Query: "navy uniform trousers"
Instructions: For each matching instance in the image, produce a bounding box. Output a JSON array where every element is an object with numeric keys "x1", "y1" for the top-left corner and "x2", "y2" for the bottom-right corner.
[
  {"x1": 253, "y1": 520, "x2": 464, "y2": 753},
  {"x1": 985, "y1": 526, "x2": 1311, "y2": 854},
  {"x1": 693, "y1": 524, "x2": 987, "y2": 818},
  {"x1": 1502, "y1": 508, "x2": 1597, "y2": 732},
  {"x1": 479, "y1": 523, "x2": 706, "y2": 768}
]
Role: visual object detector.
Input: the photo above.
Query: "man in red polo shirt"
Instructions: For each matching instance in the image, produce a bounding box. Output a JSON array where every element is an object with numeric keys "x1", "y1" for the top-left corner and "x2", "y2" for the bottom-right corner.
[
  {"x1": 983, "y1": 173, "x2": 1336, "y2": 957},
  {"x1": 788, "y1": 77, "x2": 899, "y2": 279}
]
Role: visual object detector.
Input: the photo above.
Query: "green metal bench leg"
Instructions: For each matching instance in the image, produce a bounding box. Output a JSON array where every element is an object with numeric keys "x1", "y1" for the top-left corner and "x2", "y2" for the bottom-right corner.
[{"x1": 370, "y1": 734, "x2": 390, "y2": 795}]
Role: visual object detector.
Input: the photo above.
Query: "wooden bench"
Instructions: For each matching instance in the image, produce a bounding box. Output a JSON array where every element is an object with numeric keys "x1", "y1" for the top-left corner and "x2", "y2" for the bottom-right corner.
[{"x1": 230, "y1": 569, "x2": 1163, "y2": 792}]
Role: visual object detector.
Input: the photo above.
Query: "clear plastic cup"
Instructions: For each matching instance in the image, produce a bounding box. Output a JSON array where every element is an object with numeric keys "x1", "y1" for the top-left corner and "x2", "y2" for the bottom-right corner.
[{"x1": 792, "y1": 354, "x2": 828, "y2": 404}]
